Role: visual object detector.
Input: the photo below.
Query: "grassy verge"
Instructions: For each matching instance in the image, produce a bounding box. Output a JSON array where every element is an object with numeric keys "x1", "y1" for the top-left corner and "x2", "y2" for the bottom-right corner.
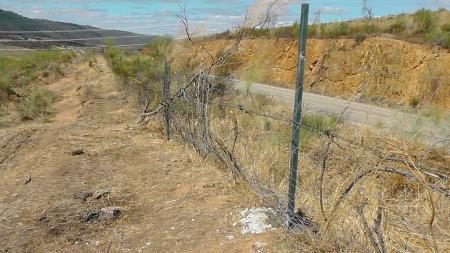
[{"x1": 0, "y1": 49, "x2": 75, "y2": 121}]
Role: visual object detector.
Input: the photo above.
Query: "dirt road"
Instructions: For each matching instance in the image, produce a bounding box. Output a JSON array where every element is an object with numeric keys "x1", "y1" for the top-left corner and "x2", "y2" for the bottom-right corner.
[
  {"x1": 0, "y1": 57, "x2": 289, "y2": 252},
  {"x1": 233, "y1": 79, "x2": 449, "y2": 148}
]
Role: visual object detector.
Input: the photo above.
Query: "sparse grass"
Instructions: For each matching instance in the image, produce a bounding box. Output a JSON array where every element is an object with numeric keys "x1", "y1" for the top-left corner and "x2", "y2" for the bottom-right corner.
[
  {"x1": 441, "y1": 23, "x2": 450, "y2": 32},
  {"x1": 421, "y1": 106, "x2": 448, "y2": 124},
  {"x1": 0, "y1": 49, "x2": 74, "y2": 121},
  {"x1": 105, "y1": 38, "x2": 173, "y2": 108},
  {"x1": 212, "y1": 8, "x2": 450, "y2": 49},
  {"x1": 0, "y1": 50, "x2": 74, "y2": 99},
  {"x1": 18, "y1": 88, "x2": 55, "y2": 120}
]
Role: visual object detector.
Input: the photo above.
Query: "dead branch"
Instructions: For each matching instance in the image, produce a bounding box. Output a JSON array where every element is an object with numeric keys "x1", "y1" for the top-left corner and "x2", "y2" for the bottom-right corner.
[{"x1": 357, "y1": 202, "x2": 384, "y2": 253}]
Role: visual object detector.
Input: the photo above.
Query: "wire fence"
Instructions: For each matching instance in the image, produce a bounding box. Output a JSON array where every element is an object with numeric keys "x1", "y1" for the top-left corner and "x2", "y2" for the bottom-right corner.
[
  {"x1": 1, "y1": 16, "x2": 450, "y2": 252},
  {"x1": 133, "y1": 56, "x2": 449, "y2": 251}
]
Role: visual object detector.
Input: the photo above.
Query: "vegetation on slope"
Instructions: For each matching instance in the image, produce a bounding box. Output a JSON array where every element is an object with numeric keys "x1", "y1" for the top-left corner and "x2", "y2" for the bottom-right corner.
[
  {"x1": 0, "y1": 50, "x2": 75, "y2": 120},
  {"x1": 214, "y1": 8, "x2": 450, "y2": 49}
]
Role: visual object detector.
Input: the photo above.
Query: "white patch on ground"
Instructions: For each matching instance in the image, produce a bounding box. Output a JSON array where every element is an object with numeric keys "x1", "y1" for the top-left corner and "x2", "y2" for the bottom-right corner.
[{"x1": 239, "y1": 207, "x2": 275, "y2": 235}]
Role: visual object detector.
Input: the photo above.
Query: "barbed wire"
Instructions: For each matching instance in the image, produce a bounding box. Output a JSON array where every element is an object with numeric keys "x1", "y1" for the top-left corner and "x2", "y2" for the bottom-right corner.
[{"x1": 160, "y1": 85, "x2": 450, "y2": 234}]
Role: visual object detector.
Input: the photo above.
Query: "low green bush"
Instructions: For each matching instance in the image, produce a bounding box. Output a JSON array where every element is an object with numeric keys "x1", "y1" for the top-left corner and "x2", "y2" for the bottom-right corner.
[
  {"x1": 408, "y1": 96, "x2": 420, "y2": 108},
  {"x1": 324, "y1": 22, "x2": 350, "y2": 38},
  {"x1": 387, "y1": 17, "x2": 407, "y2": 34},
  {"x1": 302, "y1": 114, "x2": 337, "y2": 133},
  {"x1": 441, "y1": 23, "x2": 450, "y2": 32},
  {"x1": 438, "y1": 32, "x2": 450, "y2": 48},
  {"x1": 413, "y1": 8, "x2": 437, "y2": 34},
  {"x1": 19, "y1": 88, "x2": 55, "y2": 120}
]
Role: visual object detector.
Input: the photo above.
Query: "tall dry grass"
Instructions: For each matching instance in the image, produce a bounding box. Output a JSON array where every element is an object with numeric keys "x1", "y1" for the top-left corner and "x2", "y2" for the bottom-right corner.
[
  {"x1": 106, "y1": 40, "x2": 449, "y2": 252},
  {"x1": 205, "y1": 89, "x2": 449, "y2": 252}
]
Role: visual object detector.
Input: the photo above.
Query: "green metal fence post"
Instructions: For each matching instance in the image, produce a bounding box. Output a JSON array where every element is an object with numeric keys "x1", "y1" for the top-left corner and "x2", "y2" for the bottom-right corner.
[{"x1": 287, "y1": 3, "x2": 309, "y2": 226}]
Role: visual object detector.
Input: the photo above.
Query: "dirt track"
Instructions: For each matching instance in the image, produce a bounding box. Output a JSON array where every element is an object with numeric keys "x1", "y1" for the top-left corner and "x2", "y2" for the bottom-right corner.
[
  {"x1": 233, "y1": 79, "x2": 450, "y2": 148},
  {"x1": 0, "y1": 57, "x2": 288, "y2": 252}
]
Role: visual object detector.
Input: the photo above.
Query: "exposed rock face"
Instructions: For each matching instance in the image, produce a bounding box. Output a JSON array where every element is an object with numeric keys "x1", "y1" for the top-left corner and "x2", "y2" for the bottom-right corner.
[{"x1": 185, "y1": 38, "x2": 450, "y2": 108}]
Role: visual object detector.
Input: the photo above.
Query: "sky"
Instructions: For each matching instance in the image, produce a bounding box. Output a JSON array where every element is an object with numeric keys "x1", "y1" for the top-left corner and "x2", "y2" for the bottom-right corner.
[{"x1": 0, "y1": 0, "x2": 449, "y2": 36}]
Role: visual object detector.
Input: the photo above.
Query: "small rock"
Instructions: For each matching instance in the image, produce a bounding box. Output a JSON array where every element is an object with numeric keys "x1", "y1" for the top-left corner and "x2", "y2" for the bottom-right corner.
[
  {"x1": 24, "y1": 174, "x2": 31, "y2": 185},
  {"x1": 74, "y1": 191, "x2": 93, "y2": 202},
  {"x1": 38, "y1": 216, "x2": 48, "y2": 223},
  {"x1": 71, "y1": 148, "x2": 85, "y2": 156},
  {"x1": 92, "y1": 189, "x2": 110, "y2": 199},
  {"x1": 84, "y1": 207, "x2": 121, "y2": 222},
  {"x1": 98, "y1": 207, "x2": 121, "y2": 221},
  {"x1": 84, "y1": 211, "x2": 100, "y2": 222}
]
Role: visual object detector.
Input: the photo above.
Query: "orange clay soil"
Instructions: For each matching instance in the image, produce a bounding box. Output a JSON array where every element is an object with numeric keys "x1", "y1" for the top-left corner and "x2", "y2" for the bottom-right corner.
[{"x1": 184, "y1": 38, "x2": 450, "y2": 109}]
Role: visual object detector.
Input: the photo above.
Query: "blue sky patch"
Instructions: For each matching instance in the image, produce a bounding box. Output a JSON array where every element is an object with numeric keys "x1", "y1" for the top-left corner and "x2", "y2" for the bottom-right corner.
[{"x1": 0, "y1": 0, "x2": 448, "y2": 36}]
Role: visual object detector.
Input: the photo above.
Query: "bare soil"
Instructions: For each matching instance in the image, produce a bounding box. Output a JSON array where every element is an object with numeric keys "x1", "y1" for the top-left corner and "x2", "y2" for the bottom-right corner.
[
  {"x1": 189, "y1": 38, "x2": 450, "y2": 108},
  {"x1": 0, "y1": 57, "x2": 289, "y2": 252}
]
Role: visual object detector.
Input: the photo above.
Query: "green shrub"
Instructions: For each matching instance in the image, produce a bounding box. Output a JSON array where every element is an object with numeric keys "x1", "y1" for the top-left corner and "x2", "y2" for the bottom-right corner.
[
  {"x1": 441, "y1": 23, "x2": 450, "y2": 32},
  {"x1": 0, "y1": 75, "x2": 12, "y2": 97},
  {"x1": 387, "y1": 17, "x2": 407, "y2": 34},
  {"x1": 325, "y1": 22, "x2": 350, "y2": 38},
  {"x1": 271, "y1": 26, "x2": 292, "y2": 38},
  {"x1": 440, "y1": 33, "x2": 450, "y2": 48},
  {"x1": 292, "y1": 22, "x2": 300, "y2": 38},
  {"x1": 360, "y1": 23, "x2": 380, "y2": 34},
  {"x1": 144, "y1": 37, "x2": 172, "y2": 61},
  {"x1": 413, "y1": 8, "x2": 437, "y2": 33},
  {"x1": 408, "y1": 96, "x2": 420, "y2": 108},
  {"x1": 302, "y1": 114, "x2": 337, "y2": 132},
  {"x1": 288, "y1": 22, "x2": 316, "y2": 38},
  {"x1": 319, "y1": 24, "x2": 327, "y2": 38},
  {"x1": 429, "y1": 32, "x2": 450, "y2": 48},
  {"x1": 309, "y1": 24, "x2": 318, "y2": 38},
  {"x1": 19, "y1": 88, "x2": 55, "y2": 120}
]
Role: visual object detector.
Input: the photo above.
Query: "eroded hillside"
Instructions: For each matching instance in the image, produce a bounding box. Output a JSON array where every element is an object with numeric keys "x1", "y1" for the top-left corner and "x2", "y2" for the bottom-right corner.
[{"x1": 188, "y1": 38, "x2": 450, "y2": 109}]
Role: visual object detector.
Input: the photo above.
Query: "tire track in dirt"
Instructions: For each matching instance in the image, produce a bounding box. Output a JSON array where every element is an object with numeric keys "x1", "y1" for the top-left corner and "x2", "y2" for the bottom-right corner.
[
  {"x1": 0, "y1": 128, "x2": 37, "y2": 169},
  {"x1": 0, "y1": 57, "x2": 290, "y2": 252}
]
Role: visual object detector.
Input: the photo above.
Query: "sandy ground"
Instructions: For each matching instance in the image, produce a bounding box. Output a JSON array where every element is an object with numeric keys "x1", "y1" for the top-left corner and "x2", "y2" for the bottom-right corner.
[{"x1": 0, "y1": 57, "x2": 290, "y2": 252}]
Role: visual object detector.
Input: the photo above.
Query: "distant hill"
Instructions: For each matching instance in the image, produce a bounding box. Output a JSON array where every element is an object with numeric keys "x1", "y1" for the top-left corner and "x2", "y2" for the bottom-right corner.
[{"x1": 0, "y1": 9, "x2": 156, "y2": 49}]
